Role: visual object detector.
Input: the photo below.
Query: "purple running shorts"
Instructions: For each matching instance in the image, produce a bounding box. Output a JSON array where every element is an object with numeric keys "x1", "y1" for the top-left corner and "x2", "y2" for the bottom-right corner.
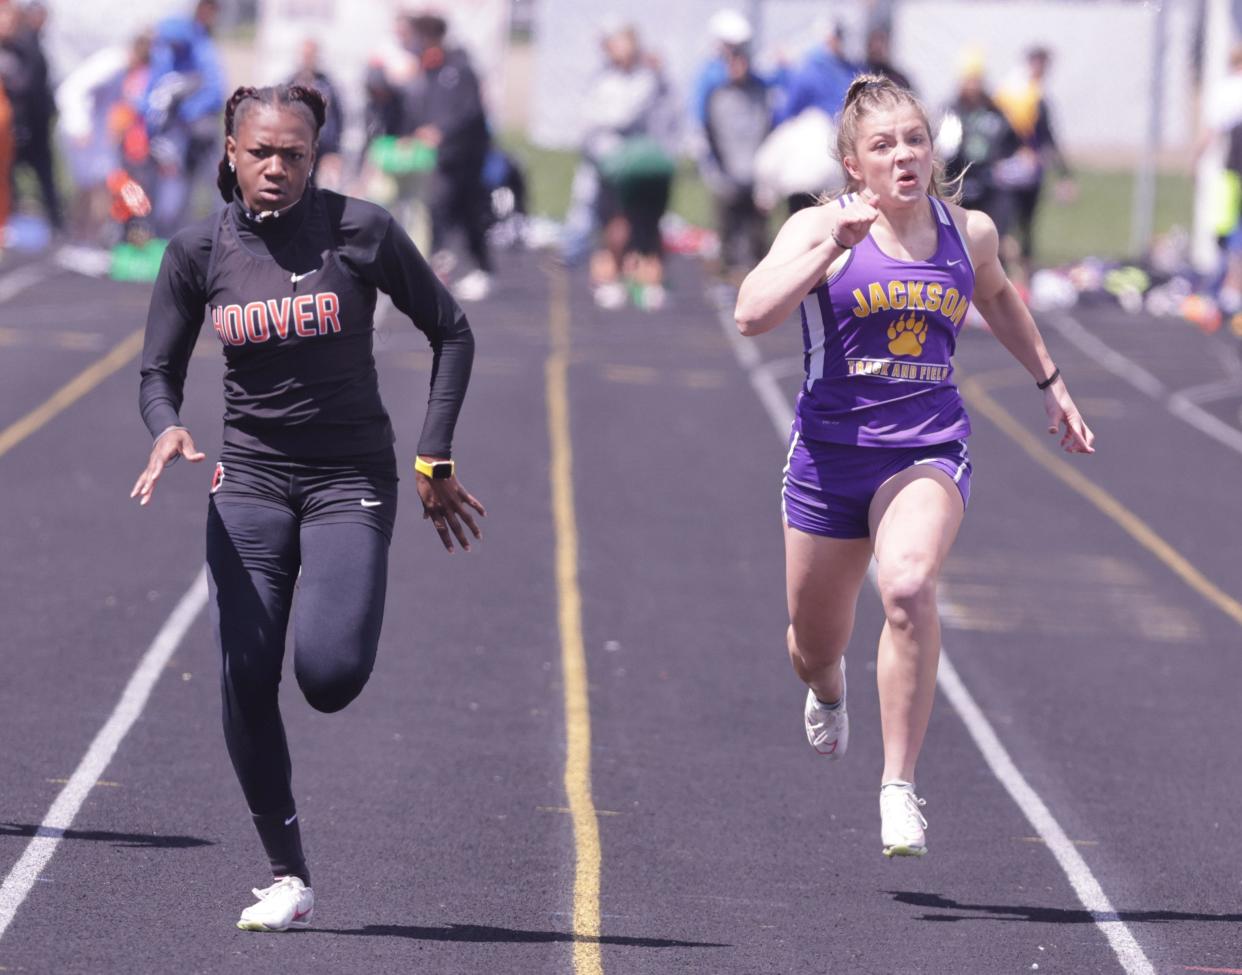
[{"x1": 782, "y1": 432, "x2": 971, "y2": 539}]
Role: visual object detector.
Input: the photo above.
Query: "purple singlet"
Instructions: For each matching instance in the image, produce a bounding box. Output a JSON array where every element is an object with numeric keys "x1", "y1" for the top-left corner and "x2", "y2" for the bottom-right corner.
[{"x1": 794, "y1": 196, "x2": 973, "y2": 446}]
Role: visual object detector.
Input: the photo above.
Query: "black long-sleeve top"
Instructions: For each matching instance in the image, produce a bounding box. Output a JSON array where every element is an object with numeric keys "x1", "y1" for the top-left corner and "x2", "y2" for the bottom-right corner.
[{"x1": 139, "y1": 187, "x2": 474, "y2": 459}]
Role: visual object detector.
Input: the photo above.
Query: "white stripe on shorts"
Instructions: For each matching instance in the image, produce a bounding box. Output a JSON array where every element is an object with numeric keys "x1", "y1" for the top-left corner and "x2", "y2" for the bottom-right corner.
[
  {"x1": 782, "y1": 431, "x2": 800, "y2": 475},
  {"x1": 803, "y1": 297, "x2": 827, "y2": 390},
  {"x1": 780, "y1": 431, "x2": 800, "y2": 523},
  {"x1": 913, "y1": 439, "x2": 969, "y2": 482},
  {"x1": 946, "y1": 439, "x2": 969, "y2": 482}
]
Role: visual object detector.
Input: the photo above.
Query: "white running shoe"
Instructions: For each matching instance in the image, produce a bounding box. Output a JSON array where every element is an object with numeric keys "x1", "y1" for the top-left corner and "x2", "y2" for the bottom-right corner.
[
  {"x1": 593, "y1": 281, "x2": 627, "y2": 310},
  {"x1": 237, "y1": 876, "x2": 314, "y2": 932},
  {"x1": 453, "y1": 269, "x2": 492, "y2": 302},
  {"x1": 804, "y1": 659, "x2": 847, "y2": 758},
  {"x1": 880, "y1": 782, "x2": 928, "y2": 857},
  {"x1": 638, "y1": 283, "x2": 667, "y2": 311}
]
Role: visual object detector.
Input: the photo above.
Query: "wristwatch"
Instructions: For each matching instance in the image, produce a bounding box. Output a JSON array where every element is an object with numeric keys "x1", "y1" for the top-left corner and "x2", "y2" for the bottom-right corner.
[{"x1": 414, "y1": 456, "x2": 455, "y2": 480}]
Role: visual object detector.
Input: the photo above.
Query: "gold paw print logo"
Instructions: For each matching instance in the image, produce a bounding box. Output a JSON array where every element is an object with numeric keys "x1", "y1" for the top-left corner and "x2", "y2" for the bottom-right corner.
[{"x1": 887, "y1": 314, "x2": 928, "y2": 357}]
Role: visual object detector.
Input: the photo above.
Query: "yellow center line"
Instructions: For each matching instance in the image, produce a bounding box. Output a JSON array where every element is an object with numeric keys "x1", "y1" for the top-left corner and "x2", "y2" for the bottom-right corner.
[
  {"x1": 546, "y1": 265, "x2": 603, "y2": 974},
  {"x1": 0, "y1": 329, "x2": 145, "y2": 460},
  {"x1": 960, "y1": 374, "x2": 1242, "y2": 629}
]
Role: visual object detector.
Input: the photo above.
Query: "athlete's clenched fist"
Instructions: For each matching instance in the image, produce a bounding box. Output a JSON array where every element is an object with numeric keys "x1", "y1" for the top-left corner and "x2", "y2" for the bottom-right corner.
[{"x1": 830, "y1": 189, "x2": 880, "y2": 249}]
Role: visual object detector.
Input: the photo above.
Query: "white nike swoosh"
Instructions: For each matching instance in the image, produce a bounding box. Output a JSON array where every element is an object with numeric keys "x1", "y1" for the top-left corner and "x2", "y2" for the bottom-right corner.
[
  {"x1": 947, "y1": 259, "x2": 963, "y2": 267},
  {"x1": 290, "y1": 268, "x2": 319, "y2": 283},
  {"x1": 284, "y1": 814, "x2": 298, "y2": 826},
  {"x1": 360, "y1": 499, "x2": 383, "y2": 508}
]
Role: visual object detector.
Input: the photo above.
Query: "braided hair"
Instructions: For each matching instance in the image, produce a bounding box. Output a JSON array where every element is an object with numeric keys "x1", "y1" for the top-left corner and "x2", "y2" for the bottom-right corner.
[{"x1": 216, "y1": 84, "x2": 328, "y2": 202}]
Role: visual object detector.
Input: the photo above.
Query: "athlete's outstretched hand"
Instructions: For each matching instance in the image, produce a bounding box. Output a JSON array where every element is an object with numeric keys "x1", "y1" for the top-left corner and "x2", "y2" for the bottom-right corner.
[
  {"x1": 130, "y1": 427, "x2": 206, "y2": 506},
  {"x1": 1043, "y1": 383, "x2": 1095, "y2": 454},
  {"x1": 417, "y1": 471, "x2": 486, "y2": 553},
  {"x1": 831, "y1": 189, "x2": 880, "y2": 248}
]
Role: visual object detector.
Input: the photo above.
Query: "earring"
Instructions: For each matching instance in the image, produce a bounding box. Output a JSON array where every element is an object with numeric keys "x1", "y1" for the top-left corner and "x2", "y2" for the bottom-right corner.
[{"x1": 229, "y1": 161, "x2": 235, "y2": 172}]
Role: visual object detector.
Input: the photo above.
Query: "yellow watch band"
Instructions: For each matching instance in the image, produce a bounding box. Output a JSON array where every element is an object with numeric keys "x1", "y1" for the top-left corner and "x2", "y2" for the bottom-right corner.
[{"x1": 414, "y1": 456, "x2": 455, "y2": 479}]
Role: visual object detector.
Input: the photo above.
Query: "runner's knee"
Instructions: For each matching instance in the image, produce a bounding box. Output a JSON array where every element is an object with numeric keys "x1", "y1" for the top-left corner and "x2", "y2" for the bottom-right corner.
[
  {"x1": 295, "y1": 647, "x2": 375, "y2": 713},
  {"x1": 876, "y1": 558, "x2": 938, "y2": 625}
]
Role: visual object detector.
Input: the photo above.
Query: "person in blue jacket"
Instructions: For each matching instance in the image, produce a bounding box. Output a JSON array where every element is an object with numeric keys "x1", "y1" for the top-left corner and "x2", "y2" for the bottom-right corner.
[
  {"x1": 773, "y1": 18, "x2": 861, "y2": 127},
  {"x1": 691, "y1": 9, "x2": 789, "y2": 128},
  {"x1": 142, "y1": 0, "x2": 225, "y2": 236}
]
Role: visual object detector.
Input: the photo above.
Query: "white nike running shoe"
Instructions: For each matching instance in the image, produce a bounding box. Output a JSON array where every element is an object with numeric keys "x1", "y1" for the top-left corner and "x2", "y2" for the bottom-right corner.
[
  {"x1": 880, "y1": 782, "x2": 928, "y2": 857},
  {"x1": 804, "y1": 659, "x2": 847, "y2": 758},
  {"x1": 236, "y1": 876, "x2": 314, "y2": 932}
]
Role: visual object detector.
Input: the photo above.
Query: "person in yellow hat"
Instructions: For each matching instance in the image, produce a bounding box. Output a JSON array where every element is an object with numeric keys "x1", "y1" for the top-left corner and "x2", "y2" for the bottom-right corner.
[
  {"x1": 939, "y1": 48, "x2": 1017, "y2": 227},
  {"x1": 991, "y1": 46, "x2": 1076, "y2": 286}
]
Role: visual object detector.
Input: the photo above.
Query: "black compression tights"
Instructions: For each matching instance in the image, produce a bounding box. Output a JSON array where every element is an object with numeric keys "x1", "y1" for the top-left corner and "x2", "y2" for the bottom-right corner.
[{"x1": 206, "y1": 501, "x2": 390, "y2": 882}]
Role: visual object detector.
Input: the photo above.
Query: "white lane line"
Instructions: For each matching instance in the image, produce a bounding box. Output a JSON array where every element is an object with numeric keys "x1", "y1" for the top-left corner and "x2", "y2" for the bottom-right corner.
[
  {"x1": 1173, "y1": 377, "x2": 1242, "y2": 403},
  {"x1": 935, "y1": 654, "x2": 1154, "y2": 974},
  {"x1": 0, "y1": 568, "x2": 208, "y2": 941},
  {"x1": 1221, "y1": 343, "x2": 1242, "y2": 380},
  {"x1": 0, "y1": 262, "x2": 51, "y2": 305},
  {"x1": 710, "y1": 291, "x2": 1155, "y2": 975},
  {"x1": 1045, "y1": 310, "x2": 1242, "y2": 458},
  {"x1": 754, "y1": 356, "x2": 806, "y2": 382},
  {"x1": 1166, "y1": 393, "x2": 1242, "y2": 455}
]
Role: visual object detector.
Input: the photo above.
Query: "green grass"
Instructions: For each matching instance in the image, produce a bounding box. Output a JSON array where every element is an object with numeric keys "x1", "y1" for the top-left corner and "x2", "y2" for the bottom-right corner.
[
  {"x1": 1032, "y1": 168, "x2": 1193, "y2": 265},
  {"x1": 498, "y1": 130, "x2": 1194, "y2": 267}
]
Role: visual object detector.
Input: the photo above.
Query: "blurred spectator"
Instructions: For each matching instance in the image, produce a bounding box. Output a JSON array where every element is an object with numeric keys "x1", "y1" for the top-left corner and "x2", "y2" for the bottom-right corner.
[
  {"x1": 697, "y1": 28, "x2": 772, "y2": 280},
  {"x1": 581, "y1": 21, "x2": 678, "y2": 311},
  {"x1": 56, "y1": 31, "x2": 152, "y2": 245},
  {"x1": 752, "y1": 105, "x2": 843, "y2": 216},
  {"x1": 109, "y1": 37, "x2": 156, "y2": 243},
  {"x1": 1200, "y1": 44, "x2": 1242, "y2": 149},
  {"x1": 55, "y1": 34, "x2": 140, "y2": 245},
  {"x1": 402, "y1": 12, "x2": 494, "y2": 302},
  {"x1": 288, "y1": 39, "x2": 345, "y2": 191},
  {"x1": 360, "y1": 60, "x2": 404, "y2": 161},
  {"x1": 0, "y1": 1, "x2": 61, "y2": 231},
  {"x1": 992, "y1": 45, "x2": 1075, "y2": 284},
  {"x1": 1199, "y1": 44, "x2": 1242, "y2": 312},
  {"x1": 0, "y1": 14, "x2": 24, "y2": 177},
  {"x1": 142, "y1": 0, "x2": 224, "y2": 237},
  {"x1": 480, "y1": 145, "x2": 527, "y2": 248},
  {"x1": 0, "y1": 77, "x2": 13, "y2": 232},
  {"x1": 691, "y1": 9, "x2": 788, "y2": 127},
  {"x1": 938, "y1": 50, "x2": 1016, "y2": 225},
  {"x1": 387, "y1": 13, "x2": 421, "y2": 86},
  {"x1": 864, "y1": 24, "x2": 914, "y2": 92},
  {"x1": 351, "y1": 57, "x2": 411, "y2": 225},
  {"x1": 558, "y1": 155, "x2": 599, "y2": 267},
  {"x1": 773, "y1": 18, "x2": 861, "y2": 126}
]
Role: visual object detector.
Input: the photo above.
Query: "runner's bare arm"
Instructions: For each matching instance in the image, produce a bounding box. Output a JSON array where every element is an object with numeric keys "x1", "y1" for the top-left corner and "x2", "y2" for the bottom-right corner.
[
  {"x1": 962, "y1": 207, "x2": 1094, "y2": 454},
  {"x1": 735, "y1": 196, "x2": 874, "y2": 336}
]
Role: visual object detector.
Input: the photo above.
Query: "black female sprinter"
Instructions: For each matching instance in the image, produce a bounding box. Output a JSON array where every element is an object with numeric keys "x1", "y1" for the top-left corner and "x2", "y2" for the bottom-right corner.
[{"x1": 130, "y1": 84, "x2": 485, "y2": 931}]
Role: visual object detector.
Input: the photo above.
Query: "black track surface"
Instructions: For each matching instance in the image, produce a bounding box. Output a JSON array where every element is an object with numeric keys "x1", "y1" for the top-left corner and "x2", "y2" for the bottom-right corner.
[{"x1": 0, "y1": 247, "x2": 1238, "y2": 975}]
